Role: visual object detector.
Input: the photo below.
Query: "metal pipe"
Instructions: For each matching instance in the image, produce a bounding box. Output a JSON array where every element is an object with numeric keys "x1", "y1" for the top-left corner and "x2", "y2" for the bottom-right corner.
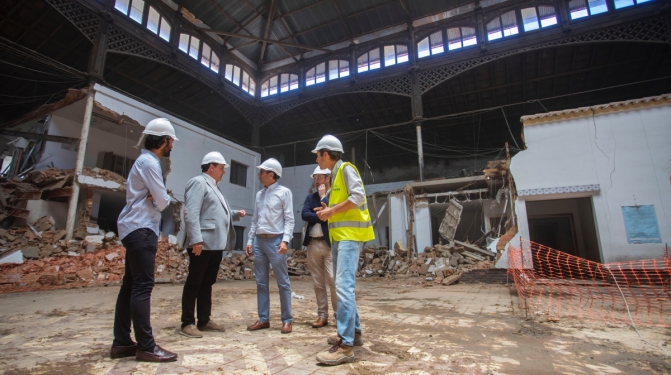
[
  {"x1": 416, "y1": 124, "x2": 424, "y2": 182},
  {"x1": 65, "y1": 84, "x2": 95, "y2": 240}
]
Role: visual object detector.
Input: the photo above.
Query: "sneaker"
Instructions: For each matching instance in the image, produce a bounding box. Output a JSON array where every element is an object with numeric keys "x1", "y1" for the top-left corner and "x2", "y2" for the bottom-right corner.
[
  {"x1": 179, "y1": 324, "x2": 203, "y2": 338},
  {"x1": 327, "y1": 331, "x2": 363, "y2": 346},
  {"x1": 316, "y1": 339, "x2": 355, "y2": 365},
  {"x1": 199, "y1": 320, "x2": 225, "y2": 332}
]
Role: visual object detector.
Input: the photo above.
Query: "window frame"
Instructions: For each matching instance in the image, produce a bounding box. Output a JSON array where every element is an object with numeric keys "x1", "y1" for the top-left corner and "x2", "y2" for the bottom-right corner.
[
  {"x1": 260, "y1": 73, "x2": 299, "y2": 98},
  {"x1": 229, "y1": 160, "x2": 248, "y2": 187},
  {"x1": 306, "y1": 59, "x2": 349, "y2": 86},
  {"x1": 224, "y1": 64, "x2": 256, "y2": 97},
  {"x1": 114, "y1": 0, "x2": 146, "y2": 25},
  {"x1": 146, "y1": 5, "x2": 172, "y2": 42},
  {"x1": 178, "y1": 33, "x2": 202, "y2": 61},
  {"x1": 200, "y1": 43, "x2": 220, "y2": 73}
]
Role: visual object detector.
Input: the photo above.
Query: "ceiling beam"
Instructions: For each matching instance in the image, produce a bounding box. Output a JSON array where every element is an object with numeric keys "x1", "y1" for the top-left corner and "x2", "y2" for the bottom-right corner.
[
  {"x1": 331, "y1": 0, "x2": 354, "y2": 42},
  {"x1": 196, "y1": 27, "x2": 330, "y2": 52},
  {"x1": 223, "y1": 4, "x2": 270, "y2": 44},
  {"x1": 259, "y1": 0, "x2": 277, "y2": 63}
]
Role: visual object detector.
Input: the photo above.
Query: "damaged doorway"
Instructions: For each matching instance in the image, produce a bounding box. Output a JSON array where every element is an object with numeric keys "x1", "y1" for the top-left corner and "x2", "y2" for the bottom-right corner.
[
  {"x1": 526, "y1": 197, "x2": 601, "y2": 262},
  {"x1": 92, "y1": 190, "x2": 126, "y2": 235}
]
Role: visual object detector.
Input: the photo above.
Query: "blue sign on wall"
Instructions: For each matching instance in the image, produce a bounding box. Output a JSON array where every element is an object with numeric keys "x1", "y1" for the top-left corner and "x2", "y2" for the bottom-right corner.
[{"x1": 621, "y1": 205, "x2": 662, "y2": 244}]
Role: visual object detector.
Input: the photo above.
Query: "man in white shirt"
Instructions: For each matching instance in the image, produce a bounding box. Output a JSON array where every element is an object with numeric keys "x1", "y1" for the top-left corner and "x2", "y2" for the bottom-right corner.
[
  {"x1": 180, "y1": 152, "x2": 245, "y2": 338},
  {"x1": 112, "y1": 118, "x2": 178, "y2": 363},
  {"x1": 245, "y1": 158, "x2": 295, "y2": 334}
]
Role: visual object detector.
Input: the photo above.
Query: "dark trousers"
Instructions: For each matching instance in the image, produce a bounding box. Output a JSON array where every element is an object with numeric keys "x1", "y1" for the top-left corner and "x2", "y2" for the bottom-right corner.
[
  {"x1": 181, "y1": 248, "x2": 223, "y2": 328},
  {"x1": 113, "y1": 228, "x2": 158, "y2": 352}
]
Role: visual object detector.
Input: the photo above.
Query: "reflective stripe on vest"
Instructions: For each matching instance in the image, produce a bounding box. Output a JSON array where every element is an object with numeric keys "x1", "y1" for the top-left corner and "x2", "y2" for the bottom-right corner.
[{"x1": 329, "y1": 221, "x2": 372, "y2": 229}]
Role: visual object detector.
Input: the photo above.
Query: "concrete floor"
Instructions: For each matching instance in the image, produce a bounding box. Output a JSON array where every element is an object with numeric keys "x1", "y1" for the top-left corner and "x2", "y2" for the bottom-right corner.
[{"x1": 0, "y1": 278, "x2": 669, "y2": 374}]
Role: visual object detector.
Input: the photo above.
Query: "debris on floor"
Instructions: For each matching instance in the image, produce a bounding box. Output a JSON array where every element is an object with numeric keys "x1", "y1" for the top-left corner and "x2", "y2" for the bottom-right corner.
[{"x1": 357, "y1": 242, "x2": 496, "y2": 284}]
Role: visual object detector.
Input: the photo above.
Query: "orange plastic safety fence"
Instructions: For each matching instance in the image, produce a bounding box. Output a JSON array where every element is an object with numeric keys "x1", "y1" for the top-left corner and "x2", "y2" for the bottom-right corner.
[{"x1": 507, "y1": 239, "x2": 671, "y2": 327}]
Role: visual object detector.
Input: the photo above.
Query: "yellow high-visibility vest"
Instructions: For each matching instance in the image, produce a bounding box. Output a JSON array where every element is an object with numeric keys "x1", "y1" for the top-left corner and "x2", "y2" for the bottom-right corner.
[{"x1": 328, "y1": 162, "x2": 375, "y2": 243}]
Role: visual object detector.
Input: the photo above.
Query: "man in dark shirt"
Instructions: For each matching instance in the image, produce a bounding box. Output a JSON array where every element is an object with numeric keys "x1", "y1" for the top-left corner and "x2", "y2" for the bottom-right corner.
[{"x1": 301, "y1": 166, "x2": 335, "y2": 328}]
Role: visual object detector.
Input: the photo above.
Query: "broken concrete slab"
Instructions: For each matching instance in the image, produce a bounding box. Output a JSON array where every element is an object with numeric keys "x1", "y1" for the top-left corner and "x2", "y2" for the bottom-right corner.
[
  {"x1": 22, "y1": 247, "x2": 40, "y2": 259},
  {"x1": 32, "y1": 216, "x2": 55, "y2": 232}
]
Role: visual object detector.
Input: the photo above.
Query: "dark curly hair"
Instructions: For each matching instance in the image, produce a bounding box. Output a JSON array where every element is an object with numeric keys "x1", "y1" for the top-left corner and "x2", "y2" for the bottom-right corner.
[{"x1": 144, "y1": 135, "x2": 170, "y2": 150}]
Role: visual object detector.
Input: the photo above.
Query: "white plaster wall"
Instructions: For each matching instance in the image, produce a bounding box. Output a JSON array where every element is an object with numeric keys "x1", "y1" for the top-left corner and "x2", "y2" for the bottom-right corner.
[
  {"x1": 43, "y1": 114, "x2": 141, "y2": 171},
  {"x1": 43, "y1": 84, "x2": 260, "y2": 242},
  {"x1": 512, "y1": 104, "x2": 671, "y2": 262}
]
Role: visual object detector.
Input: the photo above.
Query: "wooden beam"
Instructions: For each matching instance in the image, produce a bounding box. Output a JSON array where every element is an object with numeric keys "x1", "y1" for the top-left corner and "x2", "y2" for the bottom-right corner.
[
  {"x1": 260, "y1": 0, "x2": 277, "y2": 63},
  {"x1": 0, "y1": 130, "x2": 79, "y2": 145},
  {"x1": 198, "y1": 27, "x2": 329, "y2": 53},
  {"x1": 42, "y1": 187, "x2": 74, "y2": 199}
]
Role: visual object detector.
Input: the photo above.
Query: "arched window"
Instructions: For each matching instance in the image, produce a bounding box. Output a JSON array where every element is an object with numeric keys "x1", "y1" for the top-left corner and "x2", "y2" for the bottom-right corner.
[
  {"x1": 417, "y1": 31, "x2": 444, "y2": 58},
  {"x1": 486, "y1": 10, "x2": 519, "y2": 41},
  {"x1": 447, "y1": 27, "x2": 477, "y2": 50},
  {"x1": 261, "y1": 74, "x2": 298, "y2": 98},
  {"x1": 383, "y1": 45, "x2": 408, "y2": 67},
  {"x1": 614, "y1": 0, "x2": 653, "y2": 9},
  {"x1": 114, "y1": 0, "x2": 144, "y2": 24},
  {"x1": 146, "y1": 6, "x2": 171, "y2": 42},
  {"x1": 224, "y1": 64, "x2": 255, "y2": 96},
  {"x1": 178, "y1": 33, "x2": 200, "y2": 60},
  {"x1": 200, "y1": 43, "x2": 220, "y2": 73},
  {"x1": 357, "y1": 48, "x2": 381, "y2": 73},
  {"x1": 306, "y1": 60, "x2": 349, "y2": 86},
  {"x1": 306, "y1": 62, "x2": 326, "y2": 86},
  {"x1": 358, "y1": 45, "x2": 408, "y2": 73},
  {"x1": 520, "y1": 6, "x2": 557, "y2": 31},
  {"x1": 568, "y1": 0, "x2": 608, "y2": 19}
]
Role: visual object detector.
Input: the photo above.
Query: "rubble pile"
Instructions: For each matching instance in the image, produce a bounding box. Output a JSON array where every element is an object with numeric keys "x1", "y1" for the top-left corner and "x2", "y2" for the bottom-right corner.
[
  {"x1": 356, "y1": 241, "x2": 496, "y2": 285},
  {"x1": 0, "y1": 246, "x2": 127, "y2": 292}
]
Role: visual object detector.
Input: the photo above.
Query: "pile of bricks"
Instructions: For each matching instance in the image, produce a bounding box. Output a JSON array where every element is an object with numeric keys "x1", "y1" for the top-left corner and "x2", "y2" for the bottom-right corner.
[
  {"x1": 0, "y1": 246, "x2": 127, "y2": 292},
  {"x1": 357, "y1": 242, "x2": 496, "y2": 285}
]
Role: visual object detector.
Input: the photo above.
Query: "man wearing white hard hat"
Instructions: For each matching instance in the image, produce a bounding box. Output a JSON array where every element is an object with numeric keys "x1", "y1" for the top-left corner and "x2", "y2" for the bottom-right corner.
[
  {"x1": 112, "y1": 118, "x2": 178, "y2": 362},
  {"x1": 301, "y1": 166, "x2": 336, "y2": 328},
  {"x1": 312, "y1": 135, "x2": 375, "y2": 366},
  {"x1": 179, "y1": 152, "x2": 246, "y2": 338},
  {"x1": 245, "y1": 158, "x2": 295, "y2": 334}
]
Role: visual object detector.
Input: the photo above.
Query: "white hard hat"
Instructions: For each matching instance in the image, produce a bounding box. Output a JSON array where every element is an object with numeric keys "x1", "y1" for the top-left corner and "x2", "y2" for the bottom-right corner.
[
  {"x1": 310, "y1": 166, "x2": 331, "y2": 178},
  {"x1": 257, "y1": 158, "x2": 282, "y2": 178},
  {"x1": 312, "y1": 135, "x2": 343, "y2": 153},
  {"x1": 144, "y1": 118, "x2": 178, "y2": 140},
  {"x1": 132, "y1": 117, "x2": 178, "y2": 149},
  {"x1": 201, "y1": 151, "x2": 228, "y2": 167}
]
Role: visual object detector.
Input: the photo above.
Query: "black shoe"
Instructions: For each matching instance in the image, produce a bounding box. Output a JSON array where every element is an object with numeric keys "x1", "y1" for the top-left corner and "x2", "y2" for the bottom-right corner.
[
  {"x1": 110, "y1": 342, "x2": 137, "y2": 359},
  {"x1": 135, "y1": 345, "x2": 177, "y2": 362}
]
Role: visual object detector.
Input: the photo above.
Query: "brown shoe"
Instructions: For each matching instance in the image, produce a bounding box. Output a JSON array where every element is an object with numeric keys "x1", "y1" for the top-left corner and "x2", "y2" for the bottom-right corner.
[
  {"x1": 247, "y1": 320, "x2": 270, "y2": 331},
  {"x1": 135, "y1": 345, "x2": 177, "y2": 362},
  {"x1": 110, "y1": 342, "x2": 137, "y2": 359},
  {"x1": 327, "y1": 331, "x2": 363, "y2": 346},
  {"x1": 316, "y1": 339, "x2": 355, "y2": 365},
  {"x1": 281, "y1": 322, "x2": 292, "y2": 334},
  {"x1": 179, "y1": 324, "x2": 203, "y2": 338},
  {"x1": 199, "y1": 320, "x2": 225, "y2": 332},
  {"x1": 312, "y1": 317, "x2": 328, "y2": 328}
]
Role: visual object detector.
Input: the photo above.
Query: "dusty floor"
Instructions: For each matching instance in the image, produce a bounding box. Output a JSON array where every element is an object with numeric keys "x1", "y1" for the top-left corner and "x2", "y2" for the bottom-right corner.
[{"x1": 0, "y1": 278, "x2": 669, "y2": 374}]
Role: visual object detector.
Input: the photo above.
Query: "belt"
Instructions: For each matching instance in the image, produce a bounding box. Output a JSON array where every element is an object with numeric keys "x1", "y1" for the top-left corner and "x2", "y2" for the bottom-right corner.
[
  {"x1": 257, "y1": 233, "x2": 280, "y2": 239},
  {"x1": 310, "y1": 236, "x2": 325, "y2": 241}
]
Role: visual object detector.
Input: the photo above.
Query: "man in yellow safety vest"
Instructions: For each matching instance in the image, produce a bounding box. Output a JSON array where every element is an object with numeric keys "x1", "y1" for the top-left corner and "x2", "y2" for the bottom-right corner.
[{"x1": 312, "y1": 135, "x2": 375, "y2": 366}]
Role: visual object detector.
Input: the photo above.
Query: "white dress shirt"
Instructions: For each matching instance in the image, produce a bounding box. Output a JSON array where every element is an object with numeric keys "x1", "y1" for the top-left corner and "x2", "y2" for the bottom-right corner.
[
  {"x1": 202, "y1": 173, "x2": 229, "y2": 214},
  {"x1": 247, "y1": 181, "x2": 294, "y2": 245},
  {"x1": 117, "y1": 150, "x2": 171, "y2": 240},
  {"x1": 332, "y1": 160, "x2": 365, "y2": 207}
]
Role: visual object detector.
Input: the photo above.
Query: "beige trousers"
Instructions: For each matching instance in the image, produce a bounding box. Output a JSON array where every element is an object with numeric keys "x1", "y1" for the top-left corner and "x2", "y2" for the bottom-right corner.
[{"x1": 307, "y1": 238, "x2": 337, "y2": 318}]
